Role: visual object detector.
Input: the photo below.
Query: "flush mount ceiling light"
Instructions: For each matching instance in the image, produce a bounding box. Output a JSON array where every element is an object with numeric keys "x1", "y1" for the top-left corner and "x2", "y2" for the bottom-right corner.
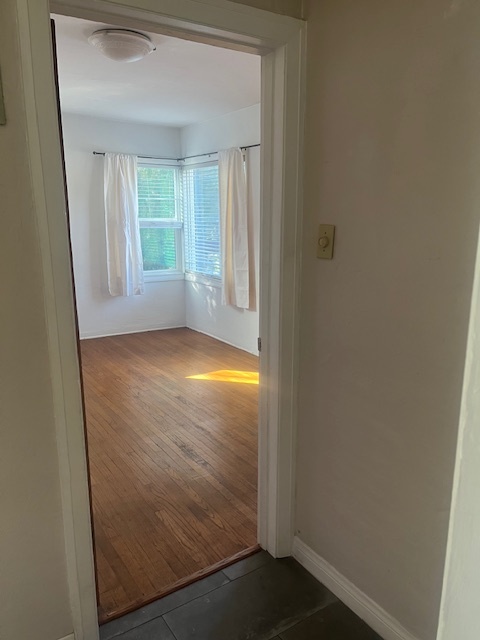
[{"x1": 88, "y1": 29, "x2": 156, "y2": 63}]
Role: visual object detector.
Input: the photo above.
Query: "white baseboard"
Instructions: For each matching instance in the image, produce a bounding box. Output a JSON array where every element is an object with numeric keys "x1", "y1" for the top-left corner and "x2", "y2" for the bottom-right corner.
[
  {"x1": 58, "y1": 634, "x2": 75, "y2": 640},
  {"x1": 186, "y1": 326, "x2": 259, "y2": 356},
  {"x1": 293, "y1": 537, "x2": 420, "y2": 640},
  {"x1": 80, "y1": 325, "x2": 259, "y2": 356},
  {"x1": 79, "y1": 324, "x2": 186, "y2": 340}
]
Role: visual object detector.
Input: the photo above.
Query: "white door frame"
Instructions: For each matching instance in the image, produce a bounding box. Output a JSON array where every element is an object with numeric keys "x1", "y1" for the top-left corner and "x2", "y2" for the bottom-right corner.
[{"x1": 15, "y1": 1, "x2": 305, "y2": 638}]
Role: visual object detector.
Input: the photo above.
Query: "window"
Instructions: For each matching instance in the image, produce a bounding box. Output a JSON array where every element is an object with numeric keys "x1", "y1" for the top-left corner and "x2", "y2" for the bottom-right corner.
[
  {"x1": 137, "y1": 164, "x2": 182, "y2": 279},
  {"x1": 183, "y1": 163, "x2": 221, "y2": 280},
  {"x1": 137, "y1": 161, "x2": 221, "y2": 283}
]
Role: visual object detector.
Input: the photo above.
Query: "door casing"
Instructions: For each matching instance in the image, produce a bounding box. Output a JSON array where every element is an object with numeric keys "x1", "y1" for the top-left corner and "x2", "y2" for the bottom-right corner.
[{"x1": 14, "y1": 1, "x2": 306, "y2": 638}]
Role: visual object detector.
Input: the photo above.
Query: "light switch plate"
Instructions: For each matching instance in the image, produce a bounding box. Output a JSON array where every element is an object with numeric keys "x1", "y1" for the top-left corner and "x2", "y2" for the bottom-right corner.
[{"x1": 317, "y1": 224, "x2": 335, "y2": 259}]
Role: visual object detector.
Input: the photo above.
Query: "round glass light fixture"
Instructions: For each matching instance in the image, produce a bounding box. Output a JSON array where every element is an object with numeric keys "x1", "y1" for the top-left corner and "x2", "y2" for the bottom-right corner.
[{"x1": 88, "y1": 29, "x2": 156, "y2": 63}]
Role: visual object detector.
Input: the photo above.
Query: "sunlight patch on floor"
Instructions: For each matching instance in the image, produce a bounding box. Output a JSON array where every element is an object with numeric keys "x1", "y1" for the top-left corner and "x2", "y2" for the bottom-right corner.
[{"x1": 187, "y1": 370, "x2": 259, "y2": 384}]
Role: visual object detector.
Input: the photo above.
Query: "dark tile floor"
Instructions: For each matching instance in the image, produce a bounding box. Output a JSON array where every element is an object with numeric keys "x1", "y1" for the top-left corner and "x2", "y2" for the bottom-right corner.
[{"x1": 99, "y1": 552, "x2": 382, "y2": 640}]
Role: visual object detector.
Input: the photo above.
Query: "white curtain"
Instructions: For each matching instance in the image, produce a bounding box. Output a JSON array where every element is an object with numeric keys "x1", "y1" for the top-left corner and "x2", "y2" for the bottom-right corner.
[
  {"x1": 104, "y1": 153, "x2": 144, "y2": 297},
  {"x1": 218, "y1": 148, "x2": 250, "y2": 309}
]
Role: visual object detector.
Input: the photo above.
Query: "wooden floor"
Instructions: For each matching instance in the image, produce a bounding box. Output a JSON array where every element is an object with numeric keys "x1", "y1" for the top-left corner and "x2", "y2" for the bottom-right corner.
[{"x1": 80, "y1": 329, "x2": 258, "y2": 623}]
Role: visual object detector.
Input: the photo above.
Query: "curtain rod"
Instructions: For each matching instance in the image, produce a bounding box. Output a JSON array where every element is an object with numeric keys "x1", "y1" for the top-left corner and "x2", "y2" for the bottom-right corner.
[{"x1": 92, "y1": 144, "x2": 260, "y2": 163}]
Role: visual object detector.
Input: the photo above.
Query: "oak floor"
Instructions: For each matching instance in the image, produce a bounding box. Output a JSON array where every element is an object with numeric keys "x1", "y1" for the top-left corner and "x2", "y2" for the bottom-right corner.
[{"x1": 80, "y1": 328, "x2": 258, "y2": 623}]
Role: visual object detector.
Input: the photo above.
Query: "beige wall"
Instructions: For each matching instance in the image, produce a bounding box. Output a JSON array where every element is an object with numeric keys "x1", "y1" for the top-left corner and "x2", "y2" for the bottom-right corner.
[
  {"x1": 230, "y1": 0, "x2": 302, "y2": 18},
  {"x1": 0, "y1": 2, "x2": 72, "y2": 640},
  {"x1": 296, "y1": 1, "x2": 480, "y2": 639}
]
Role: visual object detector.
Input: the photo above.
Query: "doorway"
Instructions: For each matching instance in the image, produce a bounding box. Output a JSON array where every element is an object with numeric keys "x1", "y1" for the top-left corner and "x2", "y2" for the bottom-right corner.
[
  {"x1": 53, "y1": 11, "x2": 262, "y2": 623},
  {"x1": 20, "y1": 1, "x2": 304, "y2": 638}
]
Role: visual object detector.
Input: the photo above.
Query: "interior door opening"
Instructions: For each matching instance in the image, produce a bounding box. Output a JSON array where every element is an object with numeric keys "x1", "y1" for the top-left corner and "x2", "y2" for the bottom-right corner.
[{"x1": 52, "y1": 12, "x2": 262, "y2": 625}]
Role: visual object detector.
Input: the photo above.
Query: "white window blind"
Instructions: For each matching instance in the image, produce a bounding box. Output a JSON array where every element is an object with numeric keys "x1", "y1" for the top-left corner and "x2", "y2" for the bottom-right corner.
[
  {"x1": 183, "y1": 163, "x2": 221, "y2": 279},
  {"x1": 137, "y1": 164, "x2": 182, "y2": 274}
]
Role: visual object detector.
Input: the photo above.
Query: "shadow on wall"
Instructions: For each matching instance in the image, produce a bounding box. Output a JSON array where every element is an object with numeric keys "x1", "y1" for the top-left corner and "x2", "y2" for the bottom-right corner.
[{"x1": 191, "y1": 281, "x2": 219, "y2": 321}]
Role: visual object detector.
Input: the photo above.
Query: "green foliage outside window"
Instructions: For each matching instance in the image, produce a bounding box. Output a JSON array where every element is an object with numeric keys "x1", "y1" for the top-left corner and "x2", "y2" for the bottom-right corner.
[
  {"x1": 140, "y1": 228, "x2": 176, "y2": 271},
  {"x1": 137, "y1": 166, "x2": 179, "y2": 272}
]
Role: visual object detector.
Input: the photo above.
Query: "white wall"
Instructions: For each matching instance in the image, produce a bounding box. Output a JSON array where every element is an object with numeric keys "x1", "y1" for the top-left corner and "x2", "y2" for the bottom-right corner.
[
  {"x1": 62, "y1": 113, "x2": 186, "y2": 338},
  {"x1": 0, "y1": 2, "x2": 72, "y2": 639},
  {"x1": 181, "y1": 105, "x2": 260, "y2": 354},
  {"x1": 181, "y1": 104, "x2": 261, "y2": 158},
  {"x1": 296, "y1": 2, "x2": 480, "y2": 640}
]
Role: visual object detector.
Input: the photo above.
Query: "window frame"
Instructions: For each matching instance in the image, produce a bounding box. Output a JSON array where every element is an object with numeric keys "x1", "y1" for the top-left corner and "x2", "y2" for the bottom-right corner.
[
  {"x1": 137, "y1": 160, "x2": 184, "y2": 283},
  {"x1": 182, "y1": 158, "x2": 222, "y2": 287}
]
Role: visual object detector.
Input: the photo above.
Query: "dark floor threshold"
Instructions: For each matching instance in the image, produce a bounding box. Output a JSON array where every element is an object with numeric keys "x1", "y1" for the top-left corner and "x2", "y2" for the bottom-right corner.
[
  {"x1": 99, "y1": 544, "x2": 261, "y2": 625},
  {"x1": 99, "y1": 551, "x2": 382, "y2": 640}
]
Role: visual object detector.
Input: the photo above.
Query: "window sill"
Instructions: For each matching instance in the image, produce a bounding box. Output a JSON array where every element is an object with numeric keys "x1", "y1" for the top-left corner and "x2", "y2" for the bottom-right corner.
[
  {"x1": 143, "y1": 271, "x2": 184, "y2": 283},
  {"x1": 185, "y1": 272, "x2": 222, "y2": 289}
]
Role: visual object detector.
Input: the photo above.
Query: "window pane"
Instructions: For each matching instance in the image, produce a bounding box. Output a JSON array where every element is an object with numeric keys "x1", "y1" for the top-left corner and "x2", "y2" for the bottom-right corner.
[
  {"x1": 138, "y1": 166, "x2": 177, "y2": 219},
  {"x1": 184, "y1": 164, "x2": 221, "y2": 278},
  {"x1": 140, "y1": 228, "x2": 177, "y2": 271}
]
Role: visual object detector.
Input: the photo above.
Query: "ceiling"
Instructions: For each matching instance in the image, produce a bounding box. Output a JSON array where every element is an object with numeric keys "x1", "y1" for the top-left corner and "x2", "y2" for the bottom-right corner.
[{"x1": 53, "y1": 14, "x2": 261, "y2": 128}]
